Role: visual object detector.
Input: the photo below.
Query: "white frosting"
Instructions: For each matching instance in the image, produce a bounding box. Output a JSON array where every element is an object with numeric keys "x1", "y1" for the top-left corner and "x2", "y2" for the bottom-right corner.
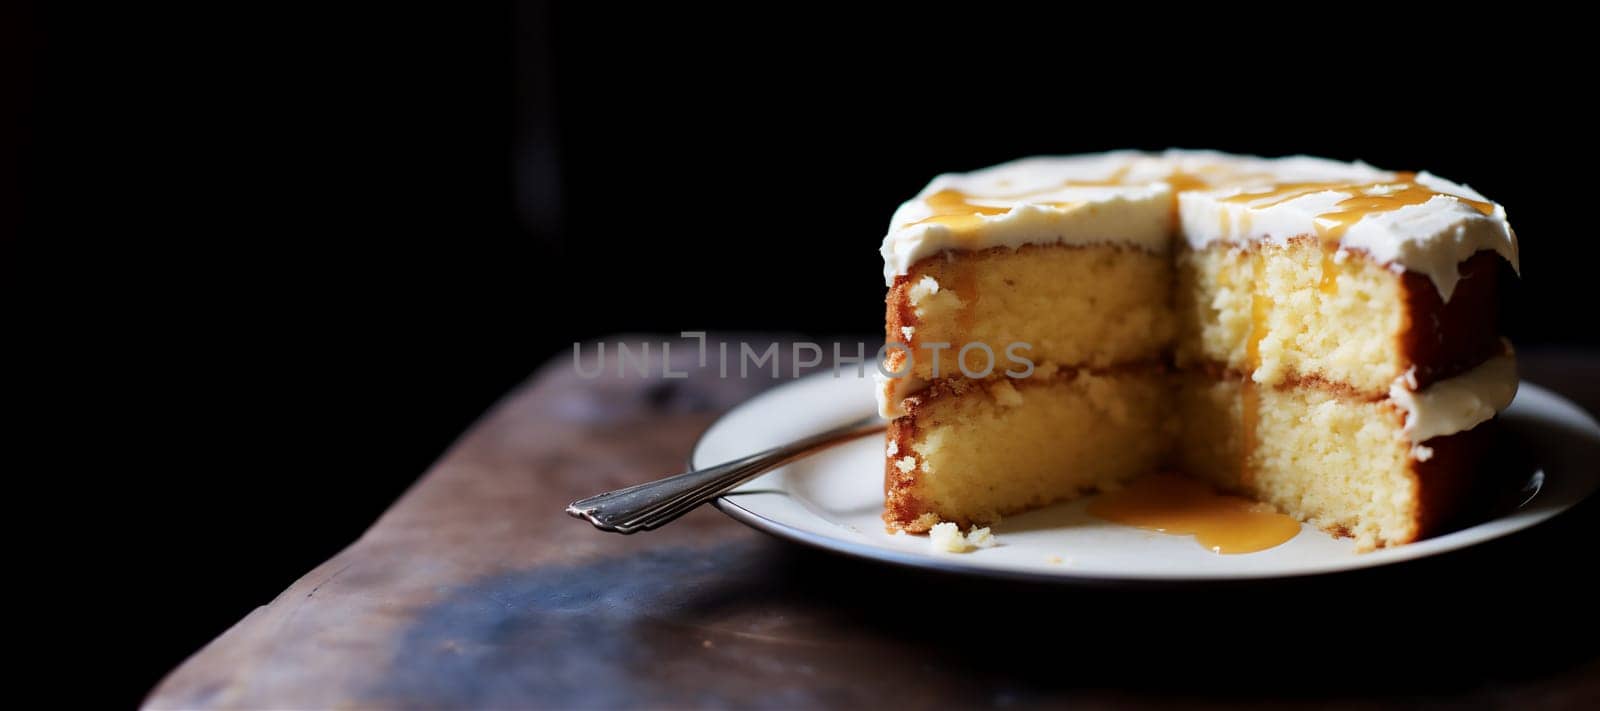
[
  {"x1": 880, "y1": 150, "x2": 1519, "y2": 300},
  {"x1": 1182, "y1": 170, "x2": 1520, "y2": 300},
  {"x1": 881, "y1": 152, "x2": 1172, "y2": 285},
  {"x1": 1389, "y1": 348, "x2": 1519, "y2": 443}
]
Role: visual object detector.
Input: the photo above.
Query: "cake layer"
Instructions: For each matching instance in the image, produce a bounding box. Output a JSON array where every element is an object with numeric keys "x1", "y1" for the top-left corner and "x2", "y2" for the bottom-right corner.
[
  {"x1": 1176, "y1": 240, "x2": 1504, "y2": 395},
  {"x1": 1176, "y1": 373, "x2": 1499, "y2": 549},
  {"x1": 881, "y1": 243, "x2": 1173, "y2": 417},
  {"x1": 884, "y1": 369, "x2": 1171, "y2": 532}
]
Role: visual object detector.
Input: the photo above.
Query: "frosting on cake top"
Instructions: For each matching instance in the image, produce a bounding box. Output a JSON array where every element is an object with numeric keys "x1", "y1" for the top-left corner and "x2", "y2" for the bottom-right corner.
[{"x1": 880, "y1": 150, "x2": 1518, "y2": 300}]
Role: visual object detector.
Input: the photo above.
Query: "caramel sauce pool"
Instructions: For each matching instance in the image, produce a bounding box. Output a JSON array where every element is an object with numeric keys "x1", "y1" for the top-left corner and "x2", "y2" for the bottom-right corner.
[{"x1": 1087, "y1": 474, "x2": 1302, "y2": 554}]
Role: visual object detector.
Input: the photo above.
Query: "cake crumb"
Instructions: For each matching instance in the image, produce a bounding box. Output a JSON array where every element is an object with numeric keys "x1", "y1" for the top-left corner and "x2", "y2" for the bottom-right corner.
[
  {"x1": 929, "y1": 522, "x2": 971, "y2": 552},
  {"x1": 929, "y1": 523, "x2": 998, "y2": 553},
  {"x1": 1411, "y1": 445, "x2": 1435, "y2": 461},
  {"x1": 895, "y1": 456, "x2": 917, "y2": 473},
  {"x1": 909, "y1": 275, "x2": 964, "y2": 318},
  {"x1": 966, "y1": 527, "x2": 997, "y2": 549},
  {"x1": 1044, "y1": 555, "x2": 1063, "y2": 564}
]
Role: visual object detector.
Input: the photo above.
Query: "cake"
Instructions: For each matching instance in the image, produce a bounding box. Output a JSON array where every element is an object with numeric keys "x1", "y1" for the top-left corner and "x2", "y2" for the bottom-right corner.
[{"x1": 877, "y1": 151, "x2": 1519, "y2": 550}]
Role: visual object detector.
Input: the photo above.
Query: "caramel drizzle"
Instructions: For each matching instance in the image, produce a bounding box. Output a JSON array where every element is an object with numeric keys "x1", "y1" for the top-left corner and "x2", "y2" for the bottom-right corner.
[
  {"x1": 1226, "y1": 175, "x2": 1494, "y2": 239},
  {"x1": 911, "y1": 165, "x2": 1496, "y2": 245},
  {"x1": 904, "y1": 164, "x2": 1148, "y2": 231},
  {"x1": 913, "y1": 189, "x2": 1026, "y2": 231}
]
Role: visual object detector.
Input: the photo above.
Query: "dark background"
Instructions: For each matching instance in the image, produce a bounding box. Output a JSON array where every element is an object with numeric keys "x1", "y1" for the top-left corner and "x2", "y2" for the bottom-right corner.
[{"x1": 10, "y1": 4, "x2": 1596, "y2": 706}]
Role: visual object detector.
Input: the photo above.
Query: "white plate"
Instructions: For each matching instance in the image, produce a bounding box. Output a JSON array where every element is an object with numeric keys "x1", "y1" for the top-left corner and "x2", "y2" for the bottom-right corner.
[{"x1": 697, "y1": 372, "x2": 1600, "y2": 584}]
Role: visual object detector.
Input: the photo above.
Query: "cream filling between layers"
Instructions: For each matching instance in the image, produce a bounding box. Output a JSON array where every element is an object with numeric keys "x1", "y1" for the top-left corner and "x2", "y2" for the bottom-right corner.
[
  {"x1": 879, "y1": 352, "x2": 1521, "y2": 442},
  {"x1": 1389, "y1": 348, "x2": 1519, "y2": 444}
]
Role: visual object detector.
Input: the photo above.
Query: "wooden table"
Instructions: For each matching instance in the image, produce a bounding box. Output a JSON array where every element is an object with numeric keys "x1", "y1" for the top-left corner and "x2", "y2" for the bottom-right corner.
[{"x1": 146, "y1": 337, "x2": 1600, "y2": 709}]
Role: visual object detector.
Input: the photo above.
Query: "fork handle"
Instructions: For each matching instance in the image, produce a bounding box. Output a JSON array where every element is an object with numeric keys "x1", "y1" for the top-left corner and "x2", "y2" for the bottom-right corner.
[{"x1": 565, "y1": 415, "x2": 885, "y2": 534}]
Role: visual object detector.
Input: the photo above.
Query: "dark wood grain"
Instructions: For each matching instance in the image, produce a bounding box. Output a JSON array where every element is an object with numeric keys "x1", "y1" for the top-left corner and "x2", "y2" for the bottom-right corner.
[{"x1": 145, "y1": 338, "x2": 1600, "y2": 710}]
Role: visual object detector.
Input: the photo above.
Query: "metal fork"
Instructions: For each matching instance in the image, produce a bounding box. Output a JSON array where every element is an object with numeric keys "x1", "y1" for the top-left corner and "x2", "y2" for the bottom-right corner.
[{"x1": 565, "y1": 415, "x2": 884, "y2": 533}]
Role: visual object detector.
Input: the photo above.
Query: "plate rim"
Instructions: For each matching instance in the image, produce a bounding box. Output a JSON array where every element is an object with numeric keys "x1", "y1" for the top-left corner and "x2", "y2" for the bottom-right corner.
[{"x1": 697, "y1": 373, "x2": 1600, "y2": 585}]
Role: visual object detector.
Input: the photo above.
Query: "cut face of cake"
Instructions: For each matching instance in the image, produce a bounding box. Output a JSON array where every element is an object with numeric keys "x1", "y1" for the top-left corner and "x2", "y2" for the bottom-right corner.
[{"x1": 878, "y1": 151, "x2": 1520, "y2": 550}]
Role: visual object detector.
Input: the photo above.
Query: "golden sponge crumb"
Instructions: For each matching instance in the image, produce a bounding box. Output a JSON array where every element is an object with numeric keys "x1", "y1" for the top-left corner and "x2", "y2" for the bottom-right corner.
[
  {"x1": 966, "y1": 526, "x2": 997, "y2": 548},
  {"x1": 925, "y1": 522, "x2": 999, "y2": 553},
  {"x1": 909, "y1": 275, "x2": 963, "y2": 320},
  {"x1": 890, "y1": 244, "x2": 1173, "y2": 383},
  {"x1": 928, "y1": 522, "x2": 970, "y2": 552},
  {"x1": 886, "y1": 370, "x2": 1171, "y2": 530},
  {"x1": 1178, "y1": 376, "x2": 1417, "y2": 549},
  {"x1": 1177, "y1": 241, "x2": 1406, "y2": 393}
]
